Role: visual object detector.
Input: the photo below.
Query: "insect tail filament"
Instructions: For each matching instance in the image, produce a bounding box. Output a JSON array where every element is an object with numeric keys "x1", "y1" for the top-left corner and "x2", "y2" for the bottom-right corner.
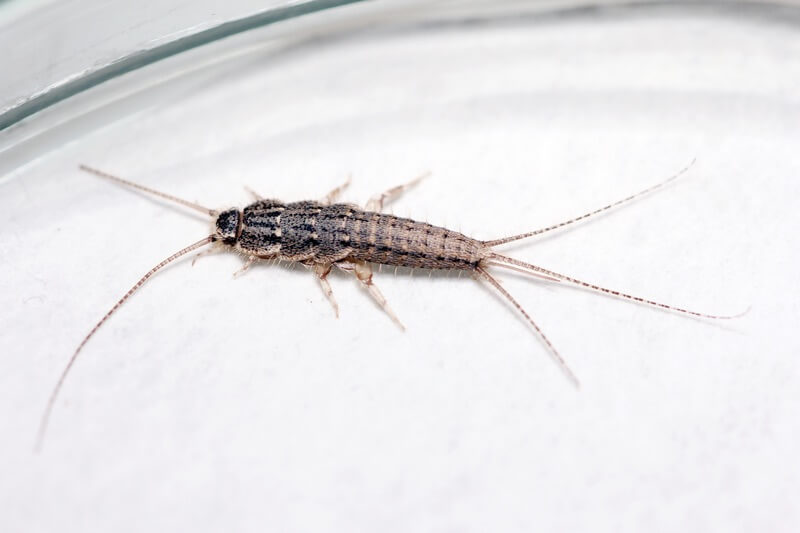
[
  {"x1": 482, "y1": 159, "x2": 696, "y2": 247},
  {"x1": 476, "y1": 266, "x2": 580, "y2": 387},
  {"x1": 487, "y1": 252, "x2": 748, "y2": 320}
]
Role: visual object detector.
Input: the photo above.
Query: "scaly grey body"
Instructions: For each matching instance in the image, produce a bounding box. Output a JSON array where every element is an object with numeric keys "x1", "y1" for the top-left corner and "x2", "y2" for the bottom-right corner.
[
  {"x1": 36, "y1": 162, "x2": 741, "y2": 451},
  {"x1": 218, "y1": 200, "x2": 482, "y2": 269}
]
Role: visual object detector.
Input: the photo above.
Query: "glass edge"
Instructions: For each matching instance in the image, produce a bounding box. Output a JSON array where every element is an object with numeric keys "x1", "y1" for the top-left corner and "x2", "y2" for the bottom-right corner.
[
  {"x1": 2, "y1": 0, "x2": 799, "y2": 133},
  {"x1": 0, "y1": 0, "x2": 366, "y2": 132}
]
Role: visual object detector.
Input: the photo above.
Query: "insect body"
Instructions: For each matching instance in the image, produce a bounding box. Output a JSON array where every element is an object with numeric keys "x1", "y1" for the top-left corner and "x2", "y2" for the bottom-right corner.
[
  {"x1": 232, "y1": 201, "x2": 482, "y2": 270},
  {"x1": 36, "y1": 162, "x2": 742, "y2": 449}
]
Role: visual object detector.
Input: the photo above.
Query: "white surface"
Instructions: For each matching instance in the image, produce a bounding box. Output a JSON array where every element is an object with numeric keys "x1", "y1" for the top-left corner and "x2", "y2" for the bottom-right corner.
[{"x1": 2, "y1": 10, "x2": 799, "y2": 533}]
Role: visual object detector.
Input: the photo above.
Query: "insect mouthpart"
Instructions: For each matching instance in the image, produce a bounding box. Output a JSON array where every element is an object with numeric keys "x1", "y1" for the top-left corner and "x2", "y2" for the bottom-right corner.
[{"x1": 215, "y1": 208, "x2": 242, "y2": 244}]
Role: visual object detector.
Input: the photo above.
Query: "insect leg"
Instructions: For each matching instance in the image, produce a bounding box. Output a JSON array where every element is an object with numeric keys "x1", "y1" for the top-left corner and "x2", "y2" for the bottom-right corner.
[
  {"x1": 310, "y1": 263, "x2": 339, "y2": 317},
  {"x1": 321, "y1": 175, "x2": 352, "y2": 205},
  {"x1": 233, "y1": 255, "x2": 258, "y2": 278},
  {"x1": 365, "y1": 171, "x2": 430, "y2": 212},
  {"x1": 191, "y1": 247, "x2": 219, "y2": 266},
  {"x1": 336, "y1": 260, "x2": 405, "y2": 330}
]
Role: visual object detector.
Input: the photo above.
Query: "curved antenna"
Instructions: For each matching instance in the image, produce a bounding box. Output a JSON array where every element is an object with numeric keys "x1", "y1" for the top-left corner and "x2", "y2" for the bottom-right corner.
[
  {"x1": 483, "y1": 159, "x2": 696, "y2": 247},
  {"x1": 79, "y1": 165, "x2": 217, "y2": 217},
  {"x1": 35, "y1": 235, "x2": 215, "y2": 452}
]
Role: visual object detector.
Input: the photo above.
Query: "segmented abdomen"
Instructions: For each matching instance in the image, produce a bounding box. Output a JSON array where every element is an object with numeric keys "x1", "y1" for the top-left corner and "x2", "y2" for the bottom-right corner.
[
  {"x1": 320, "y1": 205, "x2": 483, "y2": 269},
  {"x1": 238, "y1": 201, "x2": 484, "y2": 269}
]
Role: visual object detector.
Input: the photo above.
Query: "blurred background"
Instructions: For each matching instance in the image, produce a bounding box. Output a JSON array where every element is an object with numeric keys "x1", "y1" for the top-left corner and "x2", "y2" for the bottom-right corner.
[{"x1": 1, "y1": 1, "x2": 799, "y2": 532}]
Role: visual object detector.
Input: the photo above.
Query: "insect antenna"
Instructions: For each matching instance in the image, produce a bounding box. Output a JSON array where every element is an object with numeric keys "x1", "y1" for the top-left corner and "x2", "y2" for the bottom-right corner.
[
  {"x1": 476, "y1": 266, "x2": 579, "y2": 387},
  {"x1": 35, "y1": 235, "x2": 215, "y2": 452},
  {"x1": 79, "y1": 165, "x2": 217, "y2": 217},
  {"x1": 486, "y1": 253, "x2": 748, "y2": 320},
  {"x1": 482, "y1": 159, "x2": 696, "y2": 247}
]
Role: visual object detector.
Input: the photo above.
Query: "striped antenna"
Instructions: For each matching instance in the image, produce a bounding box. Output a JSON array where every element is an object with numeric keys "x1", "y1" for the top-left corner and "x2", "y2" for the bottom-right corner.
[{"x1": 79, "y1": 165, "x2": 217, "y2": 217}]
